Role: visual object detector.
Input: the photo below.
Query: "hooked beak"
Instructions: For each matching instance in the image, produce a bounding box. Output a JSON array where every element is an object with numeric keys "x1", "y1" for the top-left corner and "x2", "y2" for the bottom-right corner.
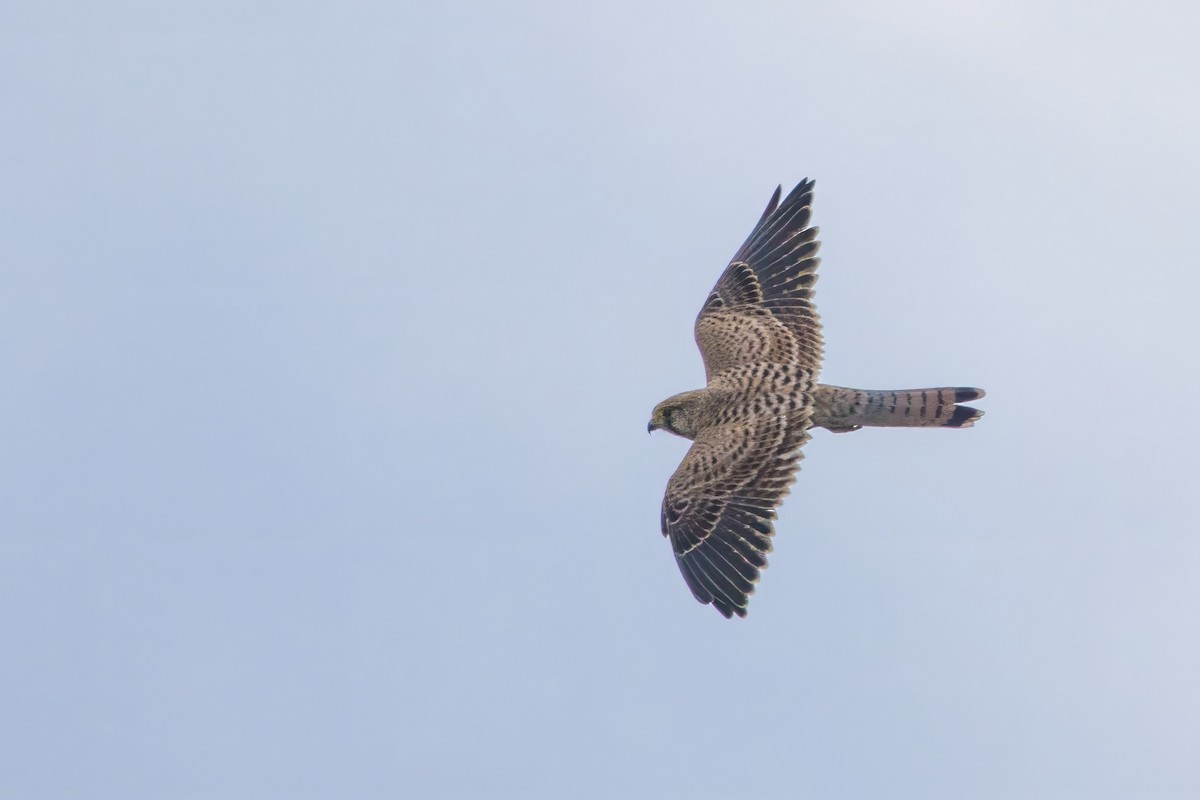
[{"x1": 647, "y1": 421, "x2": 657, "y2": 434}]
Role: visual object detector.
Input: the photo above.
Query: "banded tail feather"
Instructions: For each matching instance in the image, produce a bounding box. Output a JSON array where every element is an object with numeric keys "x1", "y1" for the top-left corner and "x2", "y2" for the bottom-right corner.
[{"x1": 812, "y1": 385, "x2": 985, "y2": 432}]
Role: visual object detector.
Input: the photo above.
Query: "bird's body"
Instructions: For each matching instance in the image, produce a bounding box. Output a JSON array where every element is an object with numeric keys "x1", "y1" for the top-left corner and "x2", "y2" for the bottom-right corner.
[{"x1": 649, "y1": 180, "x2": 984, "y2": 618}]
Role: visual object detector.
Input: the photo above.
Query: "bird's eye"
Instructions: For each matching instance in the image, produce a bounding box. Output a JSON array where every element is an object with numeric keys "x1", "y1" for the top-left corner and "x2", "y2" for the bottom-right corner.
[{"x1": 663, "y1": 408, "x2": 676, "y2": 428}]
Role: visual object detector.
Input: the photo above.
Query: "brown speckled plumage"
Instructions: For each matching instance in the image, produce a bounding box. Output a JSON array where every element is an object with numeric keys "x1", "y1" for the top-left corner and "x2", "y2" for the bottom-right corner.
[{"x1": 649, "y1": 180, "x2": 985, "y2": 618}]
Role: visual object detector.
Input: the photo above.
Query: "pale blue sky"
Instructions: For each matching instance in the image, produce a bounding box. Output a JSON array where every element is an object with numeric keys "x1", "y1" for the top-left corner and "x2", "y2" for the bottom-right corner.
[{"x1": 3, "y1": 2, "x2": 1199, "y2": 798}]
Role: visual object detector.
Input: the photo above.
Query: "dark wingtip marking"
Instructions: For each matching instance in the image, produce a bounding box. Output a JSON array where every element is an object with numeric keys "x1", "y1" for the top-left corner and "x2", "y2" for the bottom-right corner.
[
  {"x1": 954, "y1": 387, "x2": 986, "y2": 402},
  {"x1": 758, "y1": 185, "x2": 784, "y2": 223},
  {"x1": 778, "y1": 179, "x2": 815, "y2": 210},
  {"x1": 711, "y1": 598, "x2": 746, "y2": 619}
]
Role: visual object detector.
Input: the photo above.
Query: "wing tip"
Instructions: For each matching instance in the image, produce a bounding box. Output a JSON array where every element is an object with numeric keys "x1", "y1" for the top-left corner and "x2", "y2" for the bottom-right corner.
[
  {"x1": 758, "y1": 178, "x2": 815, "y2": 224},
  {"x1": 712, "y1": 598, "x2": 748, "y2": 619},
  {"x1": 676, "y1": 549, "x2": 755, "y2": 620},
  {"x1": 779, "y1": 178, "x2": 815, "y2": 209},
  {"x1": 758, "y1": 185, "x2": 784, "y2": 223}
]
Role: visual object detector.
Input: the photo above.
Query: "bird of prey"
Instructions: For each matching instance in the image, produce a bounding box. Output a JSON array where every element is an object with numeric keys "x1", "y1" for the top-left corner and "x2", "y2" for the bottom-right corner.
[{"x1": 648, "y1": 180, "x2": 985, "y2": 618}]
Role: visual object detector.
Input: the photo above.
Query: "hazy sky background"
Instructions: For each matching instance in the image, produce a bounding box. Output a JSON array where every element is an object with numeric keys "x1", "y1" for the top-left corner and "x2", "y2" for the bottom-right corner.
[{"x1": 3, "y1": 2, "x2": 1199, "y2": 798}]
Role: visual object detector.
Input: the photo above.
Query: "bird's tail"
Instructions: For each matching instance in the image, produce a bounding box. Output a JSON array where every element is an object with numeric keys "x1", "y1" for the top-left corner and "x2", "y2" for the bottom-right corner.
[{"x1": 812, "y1": 385, "x2": 985, "y2": 432}]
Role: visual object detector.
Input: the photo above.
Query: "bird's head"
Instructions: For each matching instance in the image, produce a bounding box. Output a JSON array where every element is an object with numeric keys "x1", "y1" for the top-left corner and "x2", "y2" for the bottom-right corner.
[
  {"x1": 648, "y1": 391, "x2": 705, "y2": 440},
  {"x1": 646, "y1": 403, "x2": 674, "y2": 435}
]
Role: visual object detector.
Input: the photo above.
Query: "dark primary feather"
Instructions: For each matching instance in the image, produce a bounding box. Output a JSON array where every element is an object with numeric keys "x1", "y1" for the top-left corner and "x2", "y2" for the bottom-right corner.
[{"x1": 730, "y1": 180, "x2": 815, "y2": 265}]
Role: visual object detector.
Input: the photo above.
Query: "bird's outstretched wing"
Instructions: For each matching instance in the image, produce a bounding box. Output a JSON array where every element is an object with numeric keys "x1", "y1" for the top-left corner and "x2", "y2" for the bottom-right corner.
[
  {"x1": 661, "y1": 393, "x2": 813, "y2": 618},
  {"x1": 695, "y1": 180, "x2": 823, "y2": 379}
]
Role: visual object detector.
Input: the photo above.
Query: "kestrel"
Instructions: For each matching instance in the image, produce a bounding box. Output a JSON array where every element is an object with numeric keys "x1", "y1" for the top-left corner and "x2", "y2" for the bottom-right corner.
[{"x1": 648, "y1": 180, "x2": 984, "y2": 618}]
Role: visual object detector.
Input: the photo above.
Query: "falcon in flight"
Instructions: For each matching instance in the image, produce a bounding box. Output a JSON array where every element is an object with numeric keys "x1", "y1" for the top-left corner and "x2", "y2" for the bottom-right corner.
[{"x1": 648, "y1": 180, "x2": 985, "y2": 618}]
